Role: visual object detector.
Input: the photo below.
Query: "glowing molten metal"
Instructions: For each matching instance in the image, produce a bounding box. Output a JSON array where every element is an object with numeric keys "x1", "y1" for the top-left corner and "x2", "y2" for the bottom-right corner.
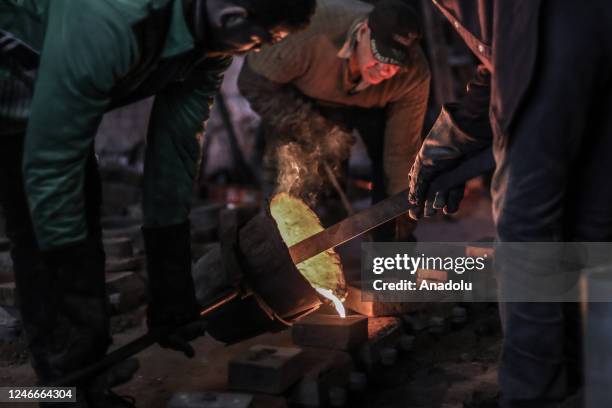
[{"x1": 270, "y1": 193, "x2": 347, "y2": 317}]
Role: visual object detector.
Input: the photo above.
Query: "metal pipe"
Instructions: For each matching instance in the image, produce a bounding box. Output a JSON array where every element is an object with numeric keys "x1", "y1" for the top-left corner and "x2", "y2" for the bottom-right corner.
[
  {"x1": 323, "y1": 162, "x2": 354, "y2": 216},
  {"x1": 52, "y1": 289, "x2": 241, "y2": 387}
]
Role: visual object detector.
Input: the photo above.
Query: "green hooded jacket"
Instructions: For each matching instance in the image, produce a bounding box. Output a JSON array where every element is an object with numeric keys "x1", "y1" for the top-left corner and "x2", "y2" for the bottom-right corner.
[{"x1": 0, "y1": 0, "x2": 231, "y2": 250}]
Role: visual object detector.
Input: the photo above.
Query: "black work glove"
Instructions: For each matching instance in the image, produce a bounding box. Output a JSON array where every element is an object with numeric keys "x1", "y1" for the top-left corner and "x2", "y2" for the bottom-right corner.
[
  {"x1": 427, "y1": 184, "x2": 466, "y2": 217},
  {"x1": 408, "y1": 107, "x2": 489, "y2": 220},
  {"x1": 143, "y1": 222, "x2": 204, "y2": 358},
  {"x1": 153, "y1": 319, "x2": 207, "y2": 358}
]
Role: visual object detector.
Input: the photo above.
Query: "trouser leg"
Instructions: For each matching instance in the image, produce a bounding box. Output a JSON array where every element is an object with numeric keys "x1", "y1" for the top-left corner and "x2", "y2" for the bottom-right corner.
[
  {"x1": 0, "y1": 133, "x2": 58, "y2": 381},
  {"x1": 0, "y1": 134, "x2": 109, "y2": 388},
  {"x1": 492, "y1": 0, "x2": 612, "y2": 406}
]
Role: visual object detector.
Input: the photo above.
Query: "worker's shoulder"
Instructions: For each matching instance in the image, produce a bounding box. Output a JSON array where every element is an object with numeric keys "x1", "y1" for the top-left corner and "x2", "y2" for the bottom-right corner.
[
  {"x1": 282, "y1": 0, "x2": 371, "y2": 51},
  {"x1": 387, "y1": 46, "x2": 431, "y2": 97},
  {"x1": 0, "y1": 1, "x2": 47, "y2": 50},
  {"x1": 77, "y1": 0, "x2": 173, "y2": 25}
]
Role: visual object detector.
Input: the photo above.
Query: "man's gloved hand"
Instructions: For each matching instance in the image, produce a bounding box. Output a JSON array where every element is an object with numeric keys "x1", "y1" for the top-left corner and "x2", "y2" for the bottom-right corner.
[
  {"x1": 408, "y1": 107, "x2": 487, "y2": 220},
  {"x1": 427, "y1": 184, "x2": 465, "y2": 217},
  {"x1": 154, "y1": 318, "x2": 207, "y2": 358},
  {"x1": 143, "y1": 222, "x2": 204, "y2": 358}
]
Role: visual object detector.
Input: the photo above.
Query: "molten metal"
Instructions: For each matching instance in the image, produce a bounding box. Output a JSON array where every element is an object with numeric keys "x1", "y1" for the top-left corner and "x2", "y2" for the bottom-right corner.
[
  {"x1": 270, "y1": 193, "x2": 347, "y2": 317},
  {"x1": 315, "y1": 288, "x2": 346, "y2": 318}
]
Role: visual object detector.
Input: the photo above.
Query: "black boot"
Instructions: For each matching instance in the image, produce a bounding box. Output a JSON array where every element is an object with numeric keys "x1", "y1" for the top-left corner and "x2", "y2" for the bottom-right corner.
[
  {"x1": 143, "y1": 222, "x2": 205, "y2": 357},
  {"x1": 84, "y1": 358, "x2": 139, "y2": 408},
  {"x1": 13, "y1": 235, "x2": 114, "y2": 408},
  {"x1": 39, "y1": 236, "x2": 111, "y2": 380}
]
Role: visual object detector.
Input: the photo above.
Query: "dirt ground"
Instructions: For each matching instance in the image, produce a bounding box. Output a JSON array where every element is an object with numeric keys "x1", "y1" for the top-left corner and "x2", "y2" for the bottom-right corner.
[
  {"x1": 0, "y1": 182, "x2": 499, "y2": 408},
  {"x1": 0, "y1": 305, "x2": 501, "y2": 408}
]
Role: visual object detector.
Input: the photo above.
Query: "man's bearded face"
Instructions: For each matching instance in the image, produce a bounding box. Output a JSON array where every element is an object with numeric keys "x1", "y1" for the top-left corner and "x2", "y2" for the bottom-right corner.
[{"x1": 355, "y1": 27, "x2": 400, "y2": 85}]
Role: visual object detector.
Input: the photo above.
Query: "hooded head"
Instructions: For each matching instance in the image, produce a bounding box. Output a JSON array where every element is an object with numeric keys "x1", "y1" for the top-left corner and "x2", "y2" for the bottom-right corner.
[{"x1": 189, "y1": 0, "x2": 317, "y2": 55}]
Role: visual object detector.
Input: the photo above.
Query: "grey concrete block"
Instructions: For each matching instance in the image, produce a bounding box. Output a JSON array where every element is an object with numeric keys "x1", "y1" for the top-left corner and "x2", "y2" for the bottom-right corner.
[
  {"x1": 0, "y1": 306, "x2": 21, "y2": 340},
  {"x1": 167, "y1": 392, "x2": 253, "y2": 408},
  {"x1": 292, "y1": 314, "x2": 368, "y2": 351},
  {"x1": 229, "y1": 345, "x2": 305, "y2": 394},
  {"x1": 106, "y1": 256, "x2": 144, "y2": 273},
  {"x1": 0, "y1": 281, "x2": 16, "y2": 307},
  {"x1": 0, "y1": 237, "x2": 10, "y2": 252},
  {"x1": 344, "y1": 282, "x2": 426, "y2": 317},
  {"x1": 288, "y1": 348, "x2": 353, "y2": 408},
  {"x1": 103, "y1": 237, "x2": 134, "y2": 258},
  {"x1": 0, "y1": 251, "x2": 13, "y2": 283},
  {"x1": 105, "y1": 272, "x2": 146, "y2": 313},
  {"x1": 358, "y1": 317, "x2": 403, "y2": 369}
]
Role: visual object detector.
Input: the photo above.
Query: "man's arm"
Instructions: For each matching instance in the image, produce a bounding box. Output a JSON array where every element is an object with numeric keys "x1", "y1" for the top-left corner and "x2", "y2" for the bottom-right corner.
[
  {"x1": 237, "y1": 32, "x2": 312, "y2": 127},
  {"x1": 408, "y1": 65, "x2": 493, "y2": 219},
  {"x1": 23, "y1": 1, "x2": 136, "y2": 250},
  {"x1": 383, "y1": 63, "x2": 431, "y2": 195},
  {"x1": 142, "y1": 56, "x2": 232, "y2": 227}
]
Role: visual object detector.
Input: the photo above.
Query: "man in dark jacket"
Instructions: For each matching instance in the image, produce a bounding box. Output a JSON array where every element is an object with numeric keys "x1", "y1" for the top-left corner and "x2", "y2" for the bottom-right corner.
[
  {"x1": 408, "y1": 0, "x2": 612, "y2": 407},
  {"x1": 238, "y1": 0, "x2": 430, "y2": 241},
  {"x1": 0, "y1": 0, "x2": 315, "y2": 405}
]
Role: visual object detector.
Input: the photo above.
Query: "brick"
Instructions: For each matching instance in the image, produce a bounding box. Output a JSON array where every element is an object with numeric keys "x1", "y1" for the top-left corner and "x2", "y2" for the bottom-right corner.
[
  {"x1": 416, "y1": 269, "x2": 449, "y2": 284},
  {"x1": 167, "y1": 392, "x2": 253, "y2": 408},
  {"x1": 0, "y1": 237, "x2": 10, "y2": 252},
  {"x1": 101, "y1": 182, "x2": 141, "y2": 214},
  {"x1": 465, "y1": 245, "x2": 495, "y2": 258},
  {"x1": 105, "y1": 272, "x2": 146, "y2": 314},
  {"x1": 0, "y1": 251, "x2": 13, "y2": 283},
  {"x1": 288, "y1": 348, "x2": 353, "y2": 408},
  {"x1": 344, "y1": 282, "x2": 426, "y2": 317},
  {"x1": 428, "y1": 316, "x2": 450, "y2": 335},
  {"x1": 399, "y1": 335, "x2": 416, "y2": 352},
  {"x1": 229, "y1": 345, "x2": 305, "y2": 394},
  {"x1": 106, "y1": 256, "x2": 144, "y2": 273},
  {"x1": 0, "y1": 281, "x2": 16, "y2": 307},
  {"x1": 251, "y1": 395, "x2": 288, "y2": 408},
  {"x1": 292, "y1": 314, "x2": 368, "y2": 351},
  {"x1": 358, "y1": 317, "x2": 403, "y2": 370},
  {"x1": 103, "y1": 237, "x2": 134, "y2": 258},
  {"x1": 0, "y1": 305, "x2": 20, "y2": 340}
]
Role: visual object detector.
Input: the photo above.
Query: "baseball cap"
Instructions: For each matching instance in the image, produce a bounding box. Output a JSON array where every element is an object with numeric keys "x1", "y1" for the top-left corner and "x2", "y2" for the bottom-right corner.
[{"x1": 368, "y1": 0, "x2": 422, "y2": 67}]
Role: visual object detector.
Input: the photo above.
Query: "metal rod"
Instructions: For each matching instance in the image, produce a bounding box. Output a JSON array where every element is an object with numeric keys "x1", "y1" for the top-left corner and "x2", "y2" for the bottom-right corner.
[
  {"x1": 199, "y1": 290, "x2": 240, "y2": 316},
  {"x1": 289, "y1": 148, "x2": 495, "y2": 264},
  {"x1": 52, "y1": 289, "x2": 241, "y2": 387},
  {"x1": 323, "y1": 162, "x2": 354, "y2": 216}
]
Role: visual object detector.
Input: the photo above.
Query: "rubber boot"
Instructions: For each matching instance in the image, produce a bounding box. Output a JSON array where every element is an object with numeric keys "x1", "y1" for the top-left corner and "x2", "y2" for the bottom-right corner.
[{"x1": 143, "y1": 222, "x2": 204, "y2": 357}]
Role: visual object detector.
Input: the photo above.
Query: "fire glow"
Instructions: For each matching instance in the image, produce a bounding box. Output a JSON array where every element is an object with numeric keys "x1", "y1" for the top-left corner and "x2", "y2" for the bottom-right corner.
[{"x1": 270, "y1": 193, "x2": 348, "y2": 318}]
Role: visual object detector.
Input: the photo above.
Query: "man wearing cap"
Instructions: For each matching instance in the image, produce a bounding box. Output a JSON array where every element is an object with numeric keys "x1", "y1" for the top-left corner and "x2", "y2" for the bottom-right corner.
[{"x1": 238, "y1": 0, "x2": 430, "y2": 241}]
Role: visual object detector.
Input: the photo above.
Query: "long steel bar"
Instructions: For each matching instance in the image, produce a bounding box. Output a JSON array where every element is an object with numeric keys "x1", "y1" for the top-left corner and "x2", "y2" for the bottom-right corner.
[
  {"x1": 52, "y1": 290, "x2": 240, "y2": 387},
  {"x1": 289, "y1": 148, "x2": 494, "y2": 264}
]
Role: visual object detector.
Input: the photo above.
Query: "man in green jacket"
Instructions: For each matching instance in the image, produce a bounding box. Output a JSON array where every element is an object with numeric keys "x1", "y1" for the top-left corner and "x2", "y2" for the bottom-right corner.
[
  {"x1": 238, "y1": 0, "x2": 430, "y2": 240},
  {"x1": 0, "y1": 0, "x2": 315, "y2": 405}
]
